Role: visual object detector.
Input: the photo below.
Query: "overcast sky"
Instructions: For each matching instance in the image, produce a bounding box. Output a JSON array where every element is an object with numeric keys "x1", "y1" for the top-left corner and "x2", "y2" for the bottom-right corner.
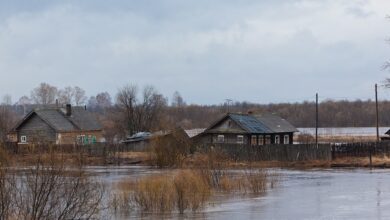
[{"x1": 0, "y1": 0, "x2": 390, "y2": 105}]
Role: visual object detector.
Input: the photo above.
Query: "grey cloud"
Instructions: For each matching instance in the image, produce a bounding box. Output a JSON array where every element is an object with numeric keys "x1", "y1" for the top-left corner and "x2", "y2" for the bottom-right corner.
[{"x1": 0, "y1": 0, "x2": 388, "y2": 104}]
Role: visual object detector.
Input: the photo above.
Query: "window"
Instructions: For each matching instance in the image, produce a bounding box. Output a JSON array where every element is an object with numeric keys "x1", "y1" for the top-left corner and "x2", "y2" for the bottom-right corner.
[
  {"x1": 84, "y1": 135, "x2": 90, "y2": 145},
  {"x1": 251, "y1": 135, "x2": 257, "y2": 146},
  {"x1": 217, "y1": 135, "x2": 225, "y2": 143},
  {"x1": 258, "y1": 135, "x2": 264, "y2": 146},
  {"x1": 275, "y1": 135, "x2": 280, "y2": 144},
  {"x1": 21, "y1": 136, "x2": 27, "y2": 143},
  {"x1": 237, "y1": 135, "x2": 244, "y2": 144},
  {"x1": 77, "y1": 135, "x2": 85, "y2": 145},
  {"x1": 284, "y1": 135, "x2": 290, "y2": 144},
  {"x1": 265, "y1": 135, "x2": 271, "y2": 144}
]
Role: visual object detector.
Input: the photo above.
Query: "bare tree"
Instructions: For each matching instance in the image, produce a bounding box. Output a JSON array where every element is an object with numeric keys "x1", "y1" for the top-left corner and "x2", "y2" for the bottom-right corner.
[
  {"x1": 30, "y1": 83, "x2": 58, "y2": 105},
  {"x1": 172, "y1": 91, "x2": 186, "y2": 107},
  {"x1": 17, "y1": 96, "x2": 31, "y2": 106},
  {"x1": 73, "y1": 86, "x2": 87, "y2": 106},
  {"x1": 116, "y1": 84, "x2": 138, "y2": 136},
  {"x1": 88, "y1": 96, "x2": 98, "y2": 109},
  {"x1": 14, "y1": 155, "x2": 104, "y2": 220},
  {"x1": 115, "y1": 85, "x2": 167, "y2": 136},
  {"x1": 1, "y1": 95, "x2": 12, "y2": 106},
  {"x1": 57, "y1": 86, "x2": 74, "y2": 104},
  {"x1": 96, "y1": 92, "x2": 112, "y2": 108},
  {"x1": 136, "y1": 86, "x2": 167, "y2": 131},
  {"x1": 16, "y1": 96, "x2": 32, "y2": 115}
]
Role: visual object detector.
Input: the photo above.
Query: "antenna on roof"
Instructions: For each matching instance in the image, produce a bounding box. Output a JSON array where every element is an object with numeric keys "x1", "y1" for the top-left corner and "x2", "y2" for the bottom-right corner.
[{"x1": 225, "y1": 99, "x2": 233, "y2": 113}]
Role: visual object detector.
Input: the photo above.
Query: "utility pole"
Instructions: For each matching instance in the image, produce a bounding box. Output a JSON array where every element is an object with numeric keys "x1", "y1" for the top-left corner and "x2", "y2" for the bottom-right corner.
[
  {"x1": 372, "y1": 83, "x2": 380, "y2": 168},
  {"x1": 316, "y1": 93, "x2": 318, "y2": 147},
  {"x1": 375, "y1": 83, "x2": 379, "y2": 143}
]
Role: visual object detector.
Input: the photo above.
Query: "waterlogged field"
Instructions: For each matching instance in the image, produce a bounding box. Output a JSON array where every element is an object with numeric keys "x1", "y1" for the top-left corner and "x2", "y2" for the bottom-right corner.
[
  {"x1": 298, "y1": 127, "x2": 390, "y2": 137},
  {"x1": 88, "y1": 166, "x2": 390, "y2": 219}
]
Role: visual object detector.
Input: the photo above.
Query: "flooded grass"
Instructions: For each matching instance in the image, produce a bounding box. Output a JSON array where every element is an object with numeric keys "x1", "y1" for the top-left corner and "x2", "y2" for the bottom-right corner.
[{"x1": 109, "y1": 168, "x2": 278, "y2": 216}]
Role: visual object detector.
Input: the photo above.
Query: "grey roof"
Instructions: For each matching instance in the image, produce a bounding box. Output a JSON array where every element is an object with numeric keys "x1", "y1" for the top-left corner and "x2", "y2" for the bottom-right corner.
[
  {"x1": 229, "y1": 114, "x2": 273, "y2": 133},
  {"x1": 35, "y1": 109, "x2": 77, "y2": 131},
  {"x1": 254, "y1": 114, "x2": 299, "y2": 133},
  {"x1": 65, "y1": 107, "x2": 103, "y2": 131},
  {"x1": 14, "y1": 107, "x2": 102, "y2": 132},
  {"x1": 205, "y1": 113, "x2": 298, "y2": 134}
]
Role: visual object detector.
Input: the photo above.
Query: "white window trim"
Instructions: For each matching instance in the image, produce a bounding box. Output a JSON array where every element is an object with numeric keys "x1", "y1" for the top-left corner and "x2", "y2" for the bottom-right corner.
[
  {"x1": 217, "y1": 135, "x2": 225, "y2": 143},
  {"x1": 237, "y1": 135, "x2": 244, "y2": 144},
  {"x1": 284, "y1": 135, "x2": 290, "y2": 144},
  {"x1": 275, "y1": 135, "x2": 280, "y2": 144},
  {"x1": 20, "y1": 135, "x2": 27, "y2": 143}
]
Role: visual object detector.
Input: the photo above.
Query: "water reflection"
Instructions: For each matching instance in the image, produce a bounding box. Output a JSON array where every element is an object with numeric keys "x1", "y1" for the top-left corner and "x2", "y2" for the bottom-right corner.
[{"x1": 87, "y1": 166, "x2": 390, "y2": 219}]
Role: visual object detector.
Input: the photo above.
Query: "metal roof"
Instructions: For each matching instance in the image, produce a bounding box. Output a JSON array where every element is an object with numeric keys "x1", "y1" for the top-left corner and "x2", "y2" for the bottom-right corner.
[
  {"x1": 229, "y1": 114, "x2": 273, "y2": 133},
  {"x1": 204, "y1": 113, "x2": 298, "y2": 134},
  {"x1": 184, "y1": 128, "x2": 206, "y2": 138}
]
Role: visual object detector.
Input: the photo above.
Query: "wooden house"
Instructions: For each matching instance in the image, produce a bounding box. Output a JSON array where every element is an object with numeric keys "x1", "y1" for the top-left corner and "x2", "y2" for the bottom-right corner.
[
  {"x1": 7, "y1": 104, "x2": 103, "y2": 145},
  {"x1": 197, "y1": 113, "x2": 298, "y2": 145}
]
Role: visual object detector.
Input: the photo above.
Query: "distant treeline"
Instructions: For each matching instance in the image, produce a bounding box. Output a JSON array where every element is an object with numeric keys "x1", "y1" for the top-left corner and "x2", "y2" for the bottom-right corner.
[
  {"x1": 6, "y1": 99, "x2": 390, "y2": 130},
  {"x1": 161, "y1": 100, "x2": 390, "y2": 129},
  {"x1": 2, "y1": 82, "x2": 390, "y2": 143}
]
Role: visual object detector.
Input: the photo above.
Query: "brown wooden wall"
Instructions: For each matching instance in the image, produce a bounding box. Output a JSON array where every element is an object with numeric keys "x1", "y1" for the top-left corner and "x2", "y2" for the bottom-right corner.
[
  {"x1": 58, "y1": 131, "x2": 104, "y2": 145},
  {"x1": 197, "y1": 132, "x2": 294, "y2": 145}
]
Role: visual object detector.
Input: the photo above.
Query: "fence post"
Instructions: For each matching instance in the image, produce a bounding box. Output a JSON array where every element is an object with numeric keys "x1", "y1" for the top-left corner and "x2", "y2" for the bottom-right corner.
[{"x1": 369, "y1": 146, "x2": 372, "y2": 168}]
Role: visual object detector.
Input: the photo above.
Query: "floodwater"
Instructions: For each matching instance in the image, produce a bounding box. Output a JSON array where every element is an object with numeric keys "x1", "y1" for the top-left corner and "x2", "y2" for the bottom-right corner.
[
  {"x1": 88, "y1": 166, "x2": 390, "y2": 220},
  {"x1": 298, "y1": 127, "x2": 390, "y2": 137}
]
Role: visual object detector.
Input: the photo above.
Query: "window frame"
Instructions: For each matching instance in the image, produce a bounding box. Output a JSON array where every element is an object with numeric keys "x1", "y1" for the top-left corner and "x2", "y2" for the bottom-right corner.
[
  {"x1": 20, "y1": 135, "x2": 27, "y2": 143},
  {"x1": 217, "y1": 135, "x2": 225, "y2": 143},
  {"x1": 275, "y1": 135, "x2": 280, "y2": 144},
  {"x1": 284, "y1": 135, "x2": 290, "y2": 144},
  {"x1": 251, "y1": 135, "x2": 257, "y2": 146},
  {"x1": 237, "y1": 135, "x2": 244, "y2": 144},
  {"x1": 258, "y1": 135, "x2": 264, "y2": 146},
  {"x1": 265, "y1": 135, "x2": 271, "y2": 145}
]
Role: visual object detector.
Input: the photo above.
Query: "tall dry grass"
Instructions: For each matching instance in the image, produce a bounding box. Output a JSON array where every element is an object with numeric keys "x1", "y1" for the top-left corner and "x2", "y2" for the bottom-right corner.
[
  {"x1": 111, "y1": 170, "x2": 211, "y2": 214},
  {"x1": 110, "y1": 167, "x2": 278, "y2": 215}
]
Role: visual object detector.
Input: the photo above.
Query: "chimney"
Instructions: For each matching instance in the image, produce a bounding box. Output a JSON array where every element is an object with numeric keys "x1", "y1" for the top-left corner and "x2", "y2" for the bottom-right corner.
[{"x1": 66, "y1": 104, "x2": 72, "y2": 116}]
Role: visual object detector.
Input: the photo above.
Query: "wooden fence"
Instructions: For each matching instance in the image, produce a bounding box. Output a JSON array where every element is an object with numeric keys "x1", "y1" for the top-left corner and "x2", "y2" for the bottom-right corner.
[
  {"x1": 6, "y1": 141, "x2": 390, "y2": 162},
  {"x1": 199, "y1": 143, "x2": 333, "y2": 161},
  {"x1": 331, "y1": 141, "x2": 390, "y2": 158},
  {"x1": 3, "y1": 143, "x2": 138, "y2": 157}
]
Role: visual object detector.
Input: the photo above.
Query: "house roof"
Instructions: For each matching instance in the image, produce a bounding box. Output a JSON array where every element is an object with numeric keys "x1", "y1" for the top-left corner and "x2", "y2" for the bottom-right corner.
[
  {"x1": 13, "y1": 106, "x2": 102, "y2": 132},
  {"x1": 204, "y1": 113, "x2": 298, "y2": 134},
  {"x1": 230, "y1": 114, "x2": 273, "y2": 133},
  {"x1": 184, "y1": 128, "x2": 206, "y2": 138},
  {"x1": 254, "y1": 113, "x2": 299, "y2": 133}
]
